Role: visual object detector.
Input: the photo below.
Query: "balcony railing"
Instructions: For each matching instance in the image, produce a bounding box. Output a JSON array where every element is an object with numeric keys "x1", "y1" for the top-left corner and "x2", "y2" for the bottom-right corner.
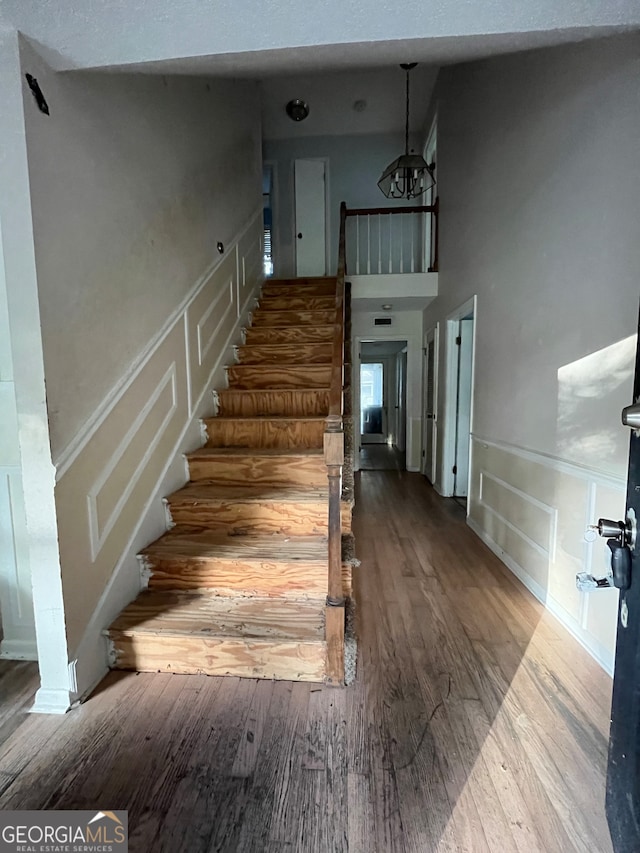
[{"x1": 345, "y1": 201, "x2": 438, "y2": 275}]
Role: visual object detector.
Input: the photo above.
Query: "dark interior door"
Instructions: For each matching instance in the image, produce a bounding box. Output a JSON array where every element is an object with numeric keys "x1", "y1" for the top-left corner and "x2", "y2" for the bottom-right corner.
[{"x1": 606, "y1": 305, "x2": 640, "y2": 852}]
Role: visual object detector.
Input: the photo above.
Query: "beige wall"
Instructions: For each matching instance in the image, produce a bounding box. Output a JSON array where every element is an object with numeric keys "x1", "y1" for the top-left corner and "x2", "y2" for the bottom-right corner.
[
  {"x1": 18, "y1": 42, "x2": 264, "y2": 701},
  {"x1": 423, "y1": 33, "x2": 640, "y2": 671},
  {"x1": 21, "y1": 41, "x2": 262, "y2": 461}
]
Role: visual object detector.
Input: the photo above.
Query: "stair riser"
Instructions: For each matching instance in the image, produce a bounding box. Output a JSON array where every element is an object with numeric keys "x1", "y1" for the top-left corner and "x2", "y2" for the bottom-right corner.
[
  {"x1": 217, "y1": 390, "x2": 330, "y2": 417},
  {"x1": 251, "y1": 310, "x2": 335, "y2": 327},
  {"x1": 167, "y1": 499, "x2": 352, "y2": 536},
  {"x1": 244, "y1": 326, "x2": 334, "y2": 345},
  {"x1": 146, "y1": 558, "x2": 327, "y2": 597},
  {"x1": 262, "y1": 284, "x2": 336, "y2": 298},
  {"x1": 236, "y1": 343, "x2": 333, "y2": 365},
  {"x1": 227, "y1": 365, "x2": 331, "y2": 390},
  {"x1": 146, "y1": 559, "x2": 352, "y2": 599},
  {"x1": 264, "y1": 276, "x2": 336, "y2": 290},
  {"x1": 110, "y1": 634, "x2": 327, "y2": 682},
  {"x1": 167, "y1": 499, "x2": 329, "y2": 535},
  {"x1": 259, "y1": 296, "x2": 336, "y2": 311},
  {"x1": 187, "y1": 455, "x2": 327, "y2": 487},
  {"x1": 204, "y1": 418, "x2": 325, "y2": 449}
]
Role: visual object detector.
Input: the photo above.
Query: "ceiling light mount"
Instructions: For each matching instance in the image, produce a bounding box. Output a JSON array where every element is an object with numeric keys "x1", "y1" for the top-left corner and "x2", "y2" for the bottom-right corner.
[
  {"x1": 377, "y1": 63, "x2": 435, "y2": 200},
  {"x1": 286, "y1": 99, "x2": 310, "y2": 122}
]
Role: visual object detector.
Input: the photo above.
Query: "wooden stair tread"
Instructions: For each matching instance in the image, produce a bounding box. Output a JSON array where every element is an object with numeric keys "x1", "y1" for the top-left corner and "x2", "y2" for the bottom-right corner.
[
  {"x1": 167, "y1": 483, "x2": 328, "y2": 503},
  {"x1": 187, "y1": 447, "x2": 324, "y2": 459},
  {"x1": 219, "y1": 387, "x2": 331, "y2": 393},
  {"x1": 245, "y1": 324, "x2": 335, "y2": 333},
  {"x1": 267, "y1": 277, "x2": 336, "y2": 284},
  {"x1": 110, "y1": 590, "x2": 325, "y2": 640},
  {"x1": 230, "y1": 362, "x2": 332, "y2": 368},
  {"x1": 142, "y1": 531, "x2": 327, "y2": 562},
  {"x1": 206, "y1": 416, "x2": 326, "y2": 422}
]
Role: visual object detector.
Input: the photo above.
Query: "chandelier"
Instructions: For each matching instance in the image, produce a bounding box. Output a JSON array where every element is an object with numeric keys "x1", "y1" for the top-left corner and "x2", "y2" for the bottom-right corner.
[{"x1": 378, "y1": 63, "x2": 435, "y2": 200}]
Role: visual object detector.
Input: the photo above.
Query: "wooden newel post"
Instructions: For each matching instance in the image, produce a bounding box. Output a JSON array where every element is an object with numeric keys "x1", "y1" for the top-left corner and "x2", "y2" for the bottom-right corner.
[
  {"x1": 325, "y1": 202, "x2": 347, "y2": 685},
  {"x1": 324, "y1": 419, "x2": 345, "y2": 686},
  {"x1": 324, "y1": 423, "x2": 344, "y2": 607}
]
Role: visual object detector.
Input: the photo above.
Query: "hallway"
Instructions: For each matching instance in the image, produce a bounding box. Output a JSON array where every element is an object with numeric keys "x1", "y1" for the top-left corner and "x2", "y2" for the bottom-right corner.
[{"x1": 0, "y1": 471, "x2": 613, "y2": 851}]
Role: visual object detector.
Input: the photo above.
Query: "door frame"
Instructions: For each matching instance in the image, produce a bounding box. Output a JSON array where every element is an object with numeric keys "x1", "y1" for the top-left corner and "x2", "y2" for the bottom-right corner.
[
  {"x1": 441, "y1": 296, "x2": 477, "y2": 499},
  {"x1": 422, "y1": 323, "x2": 439, "y2": 483},
  {"x1": 354, "y1": 335, "x2": 409, "y2": 471},
  {"x1": 292, "y1": 157, "x2": 330, "y2": 277}
]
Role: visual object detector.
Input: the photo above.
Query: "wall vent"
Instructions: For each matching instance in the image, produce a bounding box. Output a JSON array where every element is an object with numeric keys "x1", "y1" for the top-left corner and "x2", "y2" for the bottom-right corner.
[{"x1": 374, "y1": 317, "x2": 392, "y2": 326}]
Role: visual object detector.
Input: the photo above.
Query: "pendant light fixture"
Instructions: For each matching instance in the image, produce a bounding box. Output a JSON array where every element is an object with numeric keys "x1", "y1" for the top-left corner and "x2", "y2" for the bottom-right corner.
[{"x1": 378, "y1": 63, "x2": 435, "y2": 200}]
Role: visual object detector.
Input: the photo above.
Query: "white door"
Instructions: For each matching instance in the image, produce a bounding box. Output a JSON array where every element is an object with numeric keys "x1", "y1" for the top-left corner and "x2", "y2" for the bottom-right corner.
[
  {"x1": 396, "y1": 350, "x2": 407, "y2": 452},
  {"x1": 422, "y1": 326, "x2": 438, "y2": 482},
  {"x1": 454, "y1": 318, "x2": 474, "y2": 497},
  {"x1": 294, "y1": 159, "x2": 326, "y2": 277}
]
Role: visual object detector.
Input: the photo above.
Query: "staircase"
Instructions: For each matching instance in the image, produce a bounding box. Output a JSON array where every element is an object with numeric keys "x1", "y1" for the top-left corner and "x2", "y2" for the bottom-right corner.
[{"x1": 107, "y1": 277, "x2": 352, "y2": 684}]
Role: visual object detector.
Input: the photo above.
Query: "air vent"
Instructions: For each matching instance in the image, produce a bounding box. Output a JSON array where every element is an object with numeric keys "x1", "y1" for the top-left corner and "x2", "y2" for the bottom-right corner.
[{"x1": 374, "y1": 317, "x2": 392, "y2": 326}]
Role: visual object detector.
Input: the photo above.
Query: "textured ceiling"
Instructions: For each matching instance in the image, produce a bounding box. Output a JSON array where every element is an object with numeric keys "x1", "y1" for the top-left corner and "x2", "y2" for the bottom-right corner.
[{"x1": 1, "y1": 1, "x2": 638, "y2": 72}]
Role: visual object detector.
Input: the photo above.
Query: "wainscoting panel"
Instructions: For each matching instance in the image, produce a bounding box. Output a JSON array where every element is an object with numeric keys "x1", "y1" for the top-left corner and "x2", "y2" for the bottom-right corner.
[
  {"x1": 236, "y1": 222, "x2": 263, "y2": 316},
  {"x1": 55, "y1": 319, "x2": 188, "y2": 654},
  {"x1": 0, "y1": 380, "x2": 37, "y2": 659},
  {"x1": 187, "y1": 251, "x2": 238, "y2": 409},
  {"x1": 469, "y1": 435, "x2": 625, "y2": 673},
  {"x1": 0, "y1": 467, "x2": 36, "y2": 658},
  {"x1": 54, "y1": 208, "x2": 264, "y2": 697}
]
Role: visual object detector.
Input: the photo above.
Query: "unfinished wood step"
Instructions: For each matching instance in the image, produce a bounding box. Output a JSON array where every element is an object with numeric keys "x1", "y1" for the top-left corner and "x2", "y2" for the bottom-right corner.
[
  {"x1": 262, "y1": 282, "x2": 336, "y2": 297},
  {"x1": 262, "y1": 281, "x2": 337, "y2": 298},
  {"x1": 186, "y1": 447, "x2": 326, "y2": 487},
  {"x1": 142, "y1": 532, "x2": 329, "y2": 597},
  {"x1": 250, "y1": 309, "x2": 335, "y2": 327},
  {"x1": 166, "y1": 484, "x2": 329, "y2": 535},
  {"x1": 166, "y1": 484, "x2": 352, "y2": 536},
  {"x1": 204, "y1": 416, "x2": 325, "y2": 449},
  {"x1": 258, "y1": 295, "x2": 336, "y2": 312},
  {"x1": 226, "y1": 364, "x2": 331, "y2": 390},
  {"x1": 244, "y1": 325, "x2": 335, "y2": 345},
  {"x1": 216, "y1": 389, "x2": 330, "y2": 417},
  {"x1": 236, "y1": 342, "x2": 333, "y2": 365},
  {"x1": 108, "y1": 591, "x2": 327, "y2": 681}
]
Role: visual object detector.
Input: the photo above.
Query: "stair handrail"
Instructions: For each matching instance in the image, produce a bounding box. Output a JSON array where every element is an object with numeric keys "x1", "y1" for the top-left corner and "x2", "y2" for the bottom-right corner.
[{"x1": 324, "y1": 201, "x2": 347, "y2": 684}]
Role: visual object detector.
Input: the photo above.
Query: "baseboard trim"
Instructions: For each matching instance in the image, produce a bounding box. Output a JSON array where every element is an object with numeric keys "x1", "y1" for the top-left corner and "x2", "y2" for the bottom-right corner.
[
  {"x1": 30, "y1": 687, "x2": 71, "y2": 715},
  {"x1": 0, "y1": 638, "x2": 38, "y2": 661},
  {"x1": 467, "y1": 516, "x2": 614, "y2": 675}
]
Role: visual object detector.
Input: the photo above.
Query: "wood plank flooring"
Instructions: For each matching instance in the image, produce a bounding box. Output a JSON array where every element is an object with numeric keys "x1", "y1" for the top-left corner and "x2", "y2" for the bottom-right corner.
[{"x1": 0, "y1": 471, "x2": 613, "y2": 852}]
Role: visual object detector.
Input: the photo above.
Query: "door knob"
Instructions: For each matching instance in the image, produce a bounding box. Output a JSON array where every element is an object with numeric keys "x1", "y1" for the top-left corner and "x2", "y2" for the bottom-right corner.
[
  {"x1": 622, "y1": 401, "x2": 640, "y2": 429},
  {"x1": 591, "y1": 515, "x2": 636, "y2": 550},
  {"x1": 297, "y1": 232, "x2": 303, "y2": 239},
  {"x1": 577, "y1": 513, "x2": 636, "y2": 592}
]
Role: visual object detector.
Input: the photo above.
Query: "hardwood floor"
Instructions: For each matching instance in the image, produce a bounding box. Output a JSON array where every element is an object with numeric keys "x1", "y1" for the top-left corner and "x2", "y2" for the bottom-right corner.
[
  {"x1": 359, "y1": 443, "x2": 406, "y2": 471},
  {"x1": 0, "y1": 471, "x2": 613, "y2": 852}
]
